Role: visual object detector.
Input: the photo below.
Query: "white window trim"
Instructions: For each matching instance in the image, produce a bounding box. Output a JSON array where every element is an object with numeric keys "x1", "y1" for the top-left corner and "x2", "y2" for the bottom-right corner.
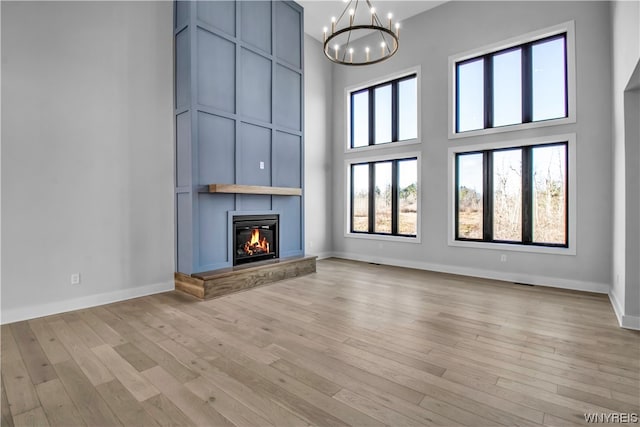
[
  {"x1": 448, "y1": 21, "x2": 576, "y2": 140},
  {"x1": 345, "y1": 65, "x2": 422, "y2": 153},
  {"x1": 345, "y1": 151, "x2": 422, "y2": 243},
  {"x1": 447, "y1": 133, "x2": 577, "y2": 255}
]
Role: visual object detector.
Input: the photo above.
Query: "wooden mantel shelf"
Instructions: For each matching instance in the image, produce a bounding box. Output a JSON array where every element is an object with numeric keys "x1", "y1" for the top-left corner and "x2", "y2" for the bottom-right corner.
[{"x1": 207, "y1": 184, "x2": 302, "y2": 196}]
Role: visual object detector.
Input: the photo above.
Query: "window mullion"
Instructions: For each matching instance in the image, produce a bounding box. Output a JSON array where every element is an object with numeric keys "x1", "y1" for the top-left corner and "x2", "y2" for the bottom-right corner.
[
  {"x1": 483, "y1": 151, "x2": 493, "y2": 241},
  {"x1": 455, "y1": 66, "x2": 461, "y2": 133},
  {"x1": 350, "y1": 94, "x2": 355, "y2": 148},
  {"x1": 368, "y1": 163, "x2": 375, "y2": 232},
  {"x1": 391, "y1": 161, "x2": 399, "y2": 235},
  {"x1": 522, "y1": 147, "x2": 532, "y2": 243},
  {"x1": 484, "y1": 55, "x2": 493, "y2": 129},
  {"x1": 350, "y1": 165, "x2": 355, "y2": 233},
  {"x1": 564, "y1": 143, "x2": 569, "y2": 246},
  {"x1": 392, "y1": 82, "x2": 399, "y2": 142},
  {"x1": 522, "y1": 44, "x2": 533, "y2": 123},
  {"x1": 368, "y1": 88, "x2": 375, "y2": 146},
  {"x1": 454, "y1": 155, "x2": 460, "y2": 240},
  {"x1": 563, "y1": 36, "x2": 569, "y2": 118}
]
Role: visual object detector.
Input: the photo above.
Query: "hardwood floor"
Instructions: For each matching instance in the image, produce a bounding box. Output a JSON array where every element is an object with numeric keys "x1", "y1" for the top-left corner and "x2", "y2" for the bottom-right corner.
[{"x1": 2, "y1": 258, "x2": 639, "y2": 426}]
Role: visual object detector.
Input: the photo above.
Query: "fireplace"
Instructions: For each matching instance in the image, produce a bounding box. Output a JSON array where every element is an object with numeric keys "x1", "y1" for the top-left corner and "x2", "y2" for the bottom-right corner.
[{"x1": 233, "y1": 214, "x2": 279, "y2": 266}]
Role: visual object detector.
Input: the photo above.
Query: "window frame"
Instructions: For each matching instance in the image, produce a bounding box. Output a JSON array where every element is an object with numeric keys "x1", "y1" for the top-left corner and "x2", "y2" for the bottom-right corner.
[
  {"x1": 345, "y1": 152, "x2": 421, "y2": 243},
  {"x1": 448, "y1": 21, "x2": 576, "y2": 139},
  {"x1": 448, "y1": 134, "x2": 576, "y2": 255},
  {"x1": 346, "y1": 67, "x2": 421, "y2": 153}
]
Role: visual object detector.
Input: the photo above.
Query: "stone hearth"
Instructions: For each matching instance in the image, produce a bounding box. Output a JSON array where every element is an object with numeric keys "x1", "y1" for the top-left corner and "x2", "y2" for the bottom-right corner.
[{"x1": 175, "y1": 256, "x2": 317, "y2": 300}]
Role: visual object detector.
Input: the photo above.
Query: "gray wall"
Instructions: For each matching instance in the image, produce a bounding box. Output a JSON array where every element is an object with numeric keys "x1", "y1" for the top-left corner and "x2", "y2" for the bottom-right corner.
[
  {"x1": 304, "y1": 34, "x2": 333, "y2": 258},
  {"x1": 611, "y1": 0, "x2": 640, "y2": 327},
  {"x1": 330, "y1": 1, "x2": 613, "y2": 292},
  {"x1": 1, "y1": 1, "x2": 174, "y2": 323}
]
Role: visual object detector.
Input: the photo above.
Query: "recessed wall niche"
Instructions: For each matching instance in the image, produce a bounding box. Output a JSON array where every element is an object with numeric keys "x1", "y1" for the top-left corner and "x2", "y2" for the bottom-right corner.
[{"x1": 174, "y1": 0, "x2": 304, "y2": 274}]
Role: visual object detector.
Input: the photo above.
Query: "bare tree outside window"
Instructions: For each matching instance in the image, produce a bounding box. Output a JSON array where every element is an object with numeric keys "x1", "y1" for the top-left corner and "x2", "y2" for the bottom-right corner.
[
  {"x1": 457, "y1": 153, "x2": 483, "y2": 239},
  {"x1": 533, "y1": 145, "x2": 566, "y2": 243},
  {"x1": 493, "y1": 149, "x2": 522, "y2": 241},
  {"x1": 398, "y1": 159, "x2": 418, "y2": 235},
  {"x1": 455, "y1": 142, "x2": 567, "y2": 247}
]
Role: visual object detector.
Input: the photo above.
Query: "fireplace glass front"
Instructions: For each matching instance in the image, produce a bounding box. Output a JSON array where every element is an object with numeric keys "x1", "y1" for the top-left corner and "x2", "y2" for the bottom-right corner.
[{"x1": 233, "y1": 214, "x2": 279, "y2": 266}]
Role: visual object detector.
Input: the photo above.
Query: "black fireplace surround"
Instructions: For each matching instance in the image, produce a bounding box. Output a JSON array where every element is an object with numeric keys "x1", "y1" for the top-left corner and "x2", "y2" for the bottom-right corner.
[{"x1": 233, "y1": 214, "x2": 279, "y2": 266}]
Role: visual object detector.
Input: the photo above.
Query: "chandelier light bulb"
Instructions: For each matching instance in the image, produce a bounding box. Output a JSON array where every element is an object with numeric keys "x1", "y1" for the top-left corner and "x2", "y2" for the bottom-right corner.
[
  {"x1": 349, "y1": 8, "x2": 355, "y2": 25},
  {"x1": 395, "y1": 22, "x2": 400, "y2": 37},
  {"x1": 349, "y1": 47, "x2": 354, "y2": 63},
  {"x1": 365, "y1": 46, "x2": 370, "y2": 61},
  {"x1": 331, "y1": 16, "x2": 336, "y2": 32},
  {"x1": 323, "y1": 26, "x2": 328, "y2": 41},
  {"x1": 388, "y1": 12, "x2": 393, "y2": 29},
  {"x1": 334, "y1": 44, "x2": 339, "y2": 60}
]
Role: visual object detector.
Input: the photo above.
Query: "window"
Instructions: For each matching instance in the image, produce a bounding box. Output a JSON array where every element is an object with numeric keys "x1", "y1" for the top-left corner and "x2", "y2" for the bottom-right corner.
[
  {"x1": 456, "y1": 34, "x2": 566, "y2": 133},
  {"x1": 450, "y1": 21, "x2": 575, "y2": 138},
  {"x1": 350, "y1": 158, "x2": 418, "y2": 237},
  {"x1": 349, "y1": 74, "x2": 418, "y2": 148},
  {"x1": 455, "y1": 142, "x2": 568, "y2": 247}
]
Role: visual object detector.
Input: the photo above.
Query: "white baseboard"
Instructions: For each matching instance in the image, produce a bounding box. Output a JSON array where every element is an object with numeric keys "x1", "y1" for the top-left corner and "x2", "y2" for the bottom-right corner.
[
  {"x1": 609, "y1": 290, "x2": 640, "y2": 330},
  {"x1": 1, "y1": 281, "x2": 174, "y2": 325},
  {"x1": 328, "y1": 251, "x2": 610, "y2": 294},
  {"x1": 621, "y1": 314, "x2": 640, "y2": 330},
  {"x1": 308, "y1": 251, "x2": 333, "y2": 260}
]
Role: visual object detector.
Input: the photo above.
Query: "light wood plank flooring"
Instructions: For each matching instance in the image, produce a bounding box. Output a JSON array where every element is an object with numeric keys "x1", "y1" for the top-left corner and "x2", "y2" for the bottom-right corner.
[{"x1": 2, "y1": 258, "x2": 639, "y2": 426}]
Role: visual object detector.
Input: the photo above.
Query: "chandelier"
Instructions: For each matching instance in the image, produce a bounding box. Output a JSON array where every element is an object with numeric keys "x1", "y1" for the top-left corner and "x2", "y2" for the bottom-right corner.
[{"x1": 323, "y1": 0, "x2": 399, "y2": 66}]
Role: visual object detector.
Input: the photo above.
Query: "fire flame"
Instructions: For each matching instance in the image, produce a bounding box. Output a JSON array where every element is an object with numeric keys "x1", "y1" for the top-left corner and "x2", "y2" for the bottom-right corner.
[
  {"x1": 243, "y1": 228, "x2": 270, "y2": 255},
  {"x1": 250, "y1": 229, "x2": 260, "y2": 245}
]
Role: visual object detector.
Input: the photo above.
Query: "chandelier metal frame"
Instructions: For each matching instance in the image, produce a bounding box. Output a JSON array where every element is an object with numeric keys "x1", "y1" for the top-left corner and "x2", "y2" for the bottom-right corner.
[{"x1": 322, "y1": 0, "x2": 399, "y2": 66}]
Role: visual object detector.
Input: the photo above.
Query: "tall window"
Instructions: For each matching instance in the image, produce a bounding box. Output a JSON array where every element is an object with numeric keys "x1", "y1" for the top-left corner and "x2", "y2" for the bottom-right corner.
[
  {"x1": 351, "y1": 158, "x2": 418, "y2": 237},
  {"x1": 455, "y1": 142, "x2": 568, "y2": 247},
  {"x1": 350, "y1": 74, "x2": 417, "y2": 148},
  {"x1": 455, "y1": 33, "x2": 567, "y2": 133}
]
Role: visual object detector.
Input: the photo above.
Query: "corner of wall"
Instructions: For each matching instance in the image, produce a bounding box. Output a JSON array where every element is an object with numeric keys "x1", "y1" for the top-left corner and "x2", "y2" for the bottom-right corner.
[
  {"x1": 304, "y1": 33, "x2": 335, "y2": 256},
  {"x1": 609, "y1": 289, "x2": 640, "y2": 330},
  {"x1": 610, "y1": 0, "x2": 640, "y2": 327}
]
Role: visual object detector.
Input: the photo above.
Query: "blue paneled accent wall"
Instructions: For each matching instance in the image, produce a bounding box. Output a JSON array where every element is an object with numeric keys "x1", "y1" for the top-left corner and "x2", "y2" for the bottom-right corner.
[{"x1": 174, "y1": 1, "x2": 304, "y2": 274}]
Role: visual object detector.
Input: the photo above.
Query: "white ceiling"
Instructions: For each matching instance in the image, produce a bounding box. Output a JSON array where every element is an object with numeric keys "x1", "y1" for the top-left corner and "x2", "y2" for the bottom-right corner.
[{"x1": 299, "y1": 0, "x2": 447, "y2": 43}]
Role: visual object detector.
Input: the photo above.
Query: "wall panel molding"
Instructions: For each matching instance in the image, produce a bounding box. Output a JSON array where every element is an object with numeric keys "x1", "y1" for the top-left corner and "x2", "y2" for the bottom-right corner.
[{"x1": 175, "y1": 1, "x2": 304, "y2": 274}]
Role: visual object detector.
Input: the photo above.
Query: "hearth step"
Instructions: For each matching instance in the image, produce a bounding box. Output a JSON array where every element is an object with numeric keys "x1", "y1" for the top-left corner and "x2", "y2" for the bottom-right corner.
[{"x1": 174, "y1": 256, "x2": 317, "y2": 300}]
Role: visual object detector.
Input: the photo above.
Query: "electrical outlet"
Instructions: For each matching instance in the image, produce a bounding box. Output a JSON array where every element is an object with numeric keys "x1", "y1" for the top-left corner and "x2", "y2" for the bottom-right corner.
[
  {"x1": 500, "y1": 254, "x2": 507, "y2": 262},
  {"x1": 259, "y1": 161, "x2": 265, "y2": 170},
  {"x1": 71, "y1": 273, "x2": 81, "y2": 285}
]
